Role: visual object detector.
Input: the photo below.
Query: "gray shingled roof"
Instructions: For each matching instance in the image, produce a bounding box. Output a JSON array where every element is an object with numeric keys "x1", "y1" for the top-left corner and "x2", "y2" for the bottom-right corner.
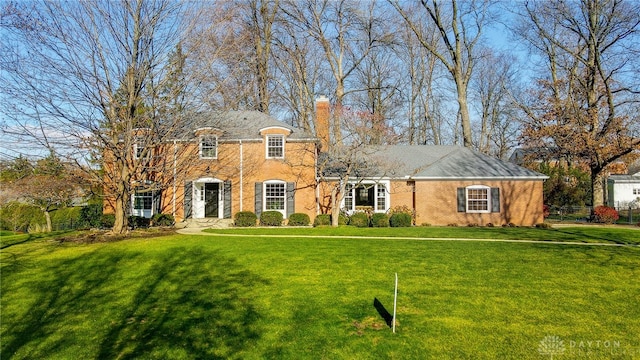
[
  {"x1": 174, "y1": 110, "x2": 316, "y2": 141},
  {"x1": 324, "y1": 145, "x2": 547, "y2": 180},
  {"x1": 608, "y1": 174, "x2": 640, "y2": 183}
]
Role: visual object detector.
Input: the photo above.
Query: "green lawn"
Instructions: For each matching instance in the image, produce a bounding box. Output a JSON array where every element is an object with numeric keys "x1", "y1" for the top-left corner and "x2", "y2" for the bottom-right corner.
[
  {"x1": 205, "y1": 225, "x2": 640, "y2": 245},
  {"x1": 2, "y1": 228, "x2": 639, "y2": 359}
]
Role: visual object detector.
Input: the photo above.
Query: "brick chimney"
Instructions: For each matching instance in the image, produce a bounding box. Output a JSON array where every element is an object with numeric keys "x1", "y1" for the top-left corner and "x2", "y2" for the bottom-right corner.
[{"x1": 315, "y1": 96, "x2": 330, "y2": 151}]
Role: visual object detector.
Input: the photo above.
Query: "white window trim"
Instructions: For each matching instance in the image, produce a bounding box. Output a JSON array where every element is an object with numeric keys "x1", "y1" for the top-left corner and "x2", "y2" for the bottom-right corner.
[
  {"x1": 265, "y1": 135, "x2": 285, "y2": 159},
  {"x1": 199, "y1": 135, "x2": 218, "y2": 159},
  {"x1": 263, "y1": 180, "x2": 286, "y2": 216},
  {"x1": 466, "y1": 185, "x2": 491, "y2": 213},
  {"x1": 133, "y1": 142, "x2": 143, "y2": 159},
  {"x1": 341, "y1": 181, "x2": 390, "y2": 213}
]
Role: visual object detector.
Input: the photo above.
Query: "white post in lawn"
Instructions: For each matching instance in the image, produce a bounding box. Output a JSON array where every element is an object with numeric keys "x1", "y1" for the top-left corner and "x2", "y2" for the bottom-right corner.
[{"x1": 393, "y1": 272, "x2": 398, "y2": 333}]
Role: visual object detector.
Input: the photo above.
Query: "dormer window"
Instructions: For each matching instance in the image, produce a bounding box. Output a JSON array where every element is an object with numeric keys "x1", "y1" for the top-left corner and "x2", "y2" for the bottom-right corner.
[
  {"x1": 134, "y1": 138, "x2": 145, "y2": 159},
  {"x1": 200, "y1": 136, "x2": 217, "y2": 159},
  {"x1": 266, "y1": 135, "x2": 284, "y2": 159}
]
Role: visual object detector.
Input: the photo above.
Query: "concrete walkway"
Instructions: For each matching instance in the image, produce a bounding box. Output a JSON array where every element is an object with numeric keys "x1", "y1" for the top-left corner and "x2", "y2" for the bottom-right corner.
[{"x1": 176, "y1": 227, "x2": 639, "y2": 248}]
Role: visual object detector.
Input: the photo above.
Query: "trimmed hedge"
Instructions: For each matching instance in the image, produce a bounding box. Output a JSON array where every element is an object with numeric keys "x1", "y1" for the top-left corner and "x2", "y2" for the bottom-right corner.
[
  {"x1": 288, "y1": 213, "x2": 310, "y2": 226},
  {"x1": 260, "y1": 211, "x2": 283, "y2": 226},
  {"x1": 313, "y1": 213, "x2": 348, "y2": 226},
  {"x1": 313, "y1": 214, "x2": 330, "y2": 226},
  {"x1": 371, "y1": 213, "x2": 390, "y2": 227},
  {"x1": 151, "y1": 213, "x2": 175, "y2": 227},
  {"x1": 349, "y1": 212, "x2": 369, "y2": 227},
  {"x1": 390, "y1": 212, "x2": 412, "y2": 227},
  {"x1": 235, "y1": 211, "x2": 257, "y2": 227},
  {"x1": 129, "y1": 216, "x2": 150, "y2": 229}
]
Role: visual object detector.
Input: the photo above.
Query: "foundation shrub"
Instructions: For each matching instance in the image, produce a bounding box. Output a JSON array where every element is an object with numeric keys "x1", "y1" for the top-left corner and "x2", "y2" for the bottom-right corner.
[
  {"x1": 288, "y1": 213, "x2": 310, "y2": 226},
  {"x1": 260, "y1": 211, "x2": 283, "y2": 226},
  {"x1": 349, "y1": 212, "x2": 370, "y2": 227},
  {"x1": 390, "y1": 213, "x2": 412, "y2": 227},
  {"x1": 234, "y1": 211, "x2": 257, "y2": 227},
  {"x1": 151, "y1": 213, "x2": 175, "y2": 227},
  {"x1": 313, "y1": 214, "x2": 330, "y2": 226},
  {"x1": 371, "y1": 213, "x2": 389, "y2": 227},
  {"x1": 128, "y1": 216, "x2": 150, "y2": 229}
]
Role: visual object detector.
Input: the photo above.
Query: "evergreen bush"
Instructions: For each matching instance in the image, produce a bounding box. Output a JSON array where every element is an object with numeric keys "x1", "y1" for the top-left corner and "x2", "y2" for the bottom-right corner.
[
  {"x1": 260, "y1": 211, "x2": 283, "y2": 226},
  {"x1": 313, "y1": 214, "x2": 331, "y2": 226},
  {"x1": 151, "y1": 213, "x2": 175, "y2": 227},
  {"x1": 349, "y1": 212, "x2": 370, "y2": 227},
  {"x1": 101, "y1": 214, "x2": 115, "y2": 229},
  {"x1": 128, "y1": 216, "x2": 150, "y2": 229},
  {"x1": 370, "y1": 213, "x2": 389, "y2": 227},
  {"x1": 288, "y1": 213, "x2": 310, "y2": 226},
  {"x1": 390, "y1": 212, "x2": 412, "y2": 227},
  {"x1": 79, "y1": 204, "x2": 103, "y2": 228},
  {"x1": 234, "y1": 211, "x2": 257, "y2": 227}
]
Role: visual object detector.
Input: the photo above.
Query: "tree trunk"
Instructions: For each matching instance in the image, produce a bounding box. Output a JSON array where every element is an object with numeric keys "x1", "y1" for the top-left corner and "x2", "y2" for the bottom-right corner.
[
  {"x1": 44, "y1": 210, "x2": 52, "y2": 233},
  {"x1": 112, "y1": 194, "x2": 128, "y2": 234},
  {"x1": 591, "y1": 169, "x2": 606, "y2": 209},
  {"x1": 455, "y1": 74, "x2": 473, "y2": 148},
  {"x1": 330, "y1": 186, "x2": 339, "y2": 227}
]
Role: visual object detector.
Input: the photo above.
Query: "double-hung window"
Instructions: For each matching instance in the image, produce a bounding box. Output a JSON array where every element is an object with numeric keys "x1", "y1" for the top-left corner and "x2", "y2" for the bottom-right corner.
[
  {"x1": 200, "y1": 136, "x2": 217, "y2": 159},
  {"x1": 265, "y1": 182, "x2": 286, "y2": 212},
  {"x1": 266, "y1": 135, "x2": 284, "y2": 159},
  {"x1": 634, "y1": 188, "x2": 640, "y2": 195},
  {"x1": 466, "y1": 186, "x2": 489, "y2": 212},
  {"x1": 134, "y1": 138, "x2": 145, "y2": 159},
  {"x1": 458, "y1": 185, "x2": 499, "y2": 213},
  {"x1": 134, "y1": 191, "x2": 153, "y2": 210}
]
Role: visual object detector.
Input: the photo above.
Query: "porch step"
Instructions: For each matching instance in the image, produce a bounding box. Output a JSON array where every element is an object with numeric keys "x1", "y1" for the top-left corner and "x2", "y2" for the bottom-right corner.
[{"x1": 180, "y1": 218, "x2": 234, "y2": 229}]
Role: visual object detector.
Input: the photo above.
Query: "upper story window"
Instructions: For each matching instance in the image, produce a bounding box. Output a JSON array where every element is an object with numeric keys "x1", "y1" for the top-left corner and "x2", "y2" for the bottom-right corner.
[
  {"x1": 200, "y1": 136, "x2": 217, "y2": 159},
  {"x1": 633, "y1": 188, "x2": 640, "y2": 195},
  {"x1": 266, "y1": 135, "x2": 284, "y2": 159},
  {"x1": 133, "y1": 138, "x2": 145, "y2": 159}
]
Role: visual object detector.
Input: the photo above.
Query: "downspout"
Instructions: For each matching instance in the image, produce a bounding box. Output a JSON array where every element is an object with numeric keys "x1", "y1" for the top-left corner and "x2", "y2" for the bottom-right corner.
[
  {"x1": 239, "y1": 140, "x2": 243, "y2": 211},
  {"x1": 172, "y1": 140, "x2": 177, "y2": 217}
]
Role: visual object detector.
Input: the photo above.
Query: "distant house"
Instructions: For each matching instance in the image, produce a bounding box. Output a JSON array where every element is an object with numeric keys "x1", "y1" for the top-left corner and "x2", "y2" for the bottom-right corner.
[
  {"x1": 104, "y1": 99, "x2": 549, "y2": 226},
  {"x1": 607, "y1": 163, "x2": 640, "y2": 210}
]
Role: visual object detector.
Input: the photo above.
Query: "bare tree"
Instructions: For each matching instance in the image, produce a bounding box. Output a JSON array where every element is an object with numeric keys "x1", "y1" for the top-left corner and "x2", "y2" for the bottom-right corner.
[
  {"x1": 471, "y1": 49, "x2": 520, "y2": 158},
  {"x1": 1, "y1": 0, "x2": 195, "y2": 233},
  {"x1": 391, "y1": 0, "x2": 494, "y2": 148},
  {"x1": 281, "y1": 0, "x2": 390, "y2": 145},
  {"x1": 515, "y1": 0, "x2": 640, "y2": 207}
]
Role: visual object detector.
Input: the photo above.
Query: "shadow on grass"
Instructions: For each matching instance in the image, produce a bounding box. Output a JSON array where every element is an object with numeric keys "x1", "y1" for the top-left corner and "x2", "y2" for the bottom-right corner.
[
  {"x1": 2, "y1": 246, "x2": 268, "y2": 359},
  {"x1": 373, "y1": 298, "x2": 393, "y2": 328},
  {"x1": 548, "y1": 228, "x2": 638, "y2": 245}
]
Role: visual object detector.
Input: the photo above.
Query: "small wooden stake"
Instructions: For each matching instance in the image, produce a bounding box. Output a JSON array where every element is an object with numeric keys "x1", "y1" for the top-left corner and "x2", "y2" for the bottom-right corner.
[{"x1": 393, "y1": 272, "x2": 398, "y2": 333}]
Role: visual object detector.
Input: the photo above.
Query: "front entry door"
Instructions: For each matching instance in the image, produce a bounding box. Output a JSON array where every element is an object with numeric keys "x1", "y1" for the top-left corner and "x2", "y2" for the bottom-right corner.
[{"x1": 204, "y1": 183, "x2": 219, "y2": 218}]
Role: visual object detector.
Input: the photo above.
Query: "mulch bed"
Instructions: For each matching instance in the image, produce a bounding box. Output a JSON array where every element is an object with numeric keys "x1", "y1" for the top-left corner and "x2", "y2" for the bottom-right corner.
[{"x1": 56, "y1": 228, "x2": 177, "y2": 244}]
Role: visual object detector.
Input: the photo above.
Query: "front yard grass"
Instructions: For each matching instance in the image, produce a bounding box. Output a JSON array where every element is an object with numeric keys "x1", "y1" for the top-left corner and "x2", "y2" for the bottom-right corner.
[
  {"x1": 205, "y1": 224, "x2": 640, "y2": 245},
  {"x1": 2, "y1": 228, "x2": 639, "y2": 359}
]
